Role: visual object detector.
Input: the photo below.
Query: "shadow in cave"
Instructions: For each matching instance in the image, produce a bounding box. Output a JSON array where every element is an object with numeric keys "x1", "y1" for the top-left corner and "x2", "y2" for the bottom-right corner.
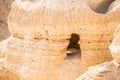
[
  {"x1": 93, "y1": 0, "x2": 115, "y2": 13},
  {"x1": 66, "y1": 34, "x2": 81, "y2": 59},
  {"x1": 0, "y1": 0, "x2": 13, "y2": 41}
]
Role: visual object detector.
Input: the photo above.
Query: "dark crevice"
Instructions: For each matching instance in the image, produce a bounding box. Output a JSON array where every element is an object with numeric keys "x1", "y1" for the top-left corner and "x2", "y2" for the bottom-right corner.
[
  {"x1": 67, "y1": 34, "x2": 81, "y2": 59},
  {"x1": 89, "y1": 0, "x2": 115, "y2": 14}
]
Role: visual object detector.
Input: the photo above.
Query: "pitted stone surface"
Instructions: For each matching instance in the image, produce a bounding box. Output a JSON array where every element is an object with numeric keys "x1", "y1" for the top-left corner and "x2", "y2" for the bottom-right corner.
[{"x1": 1, "y1": 0, "x2": 120, "y2": 80}]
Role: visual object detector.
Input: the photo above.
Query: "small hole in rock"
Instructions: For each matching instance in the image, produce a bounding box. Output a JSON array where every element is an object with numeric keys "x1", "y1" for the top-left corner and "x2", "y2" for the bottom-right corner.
[{"x1": 66, "y1": 34, "x2": 81, "y2": 59}]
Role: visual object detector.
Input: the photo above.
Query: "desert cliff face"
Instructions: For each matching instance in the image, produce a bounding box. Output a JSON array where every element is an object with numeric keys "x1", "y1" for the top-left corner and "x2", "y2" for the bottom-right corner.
[
  {"x1": 0, "y1": 0, "x2": 120, "y2": 80},
  {"x1": 109, "y1": 25, "x2": 120, "y2": 64},
  {"x1": 77, "y1": 22, "x2": 120, "y2": 80}
]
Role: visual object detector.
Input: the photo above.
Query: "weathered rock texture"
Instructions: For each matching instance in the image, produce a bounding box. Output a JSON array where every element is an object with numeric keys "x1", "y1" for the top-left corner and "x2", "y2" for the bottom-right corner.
[
  {"x1": 0, "y1": 0, "x2": 13, "y2": 41},
  {"x1": 77, "y1": 12, "x2": 120, "y2": 80},
  {"x1": 108, "y1": 0, "x2": 120, "y2": 12},
  {"x1": 109, "y1": 25, "x2": 120, "y2": 63},
  {"x1": 77, "y1": 61, "x2": 120, "y2": 80},
  {"x1": 0, "y1": 0, "x2": 120, "y2": 80}
]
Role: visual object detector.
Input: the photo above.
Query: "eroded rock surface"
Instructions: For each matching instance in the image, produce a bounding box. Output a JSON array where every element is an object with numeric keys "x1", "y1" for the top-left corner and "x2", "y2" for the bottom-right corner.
[
  {"x1": 7, "y1": 0, "x2": 120, "y2": 69},
  {"x1": 77, "y1": 15, "x2": 120, "y2": 80},
  {"x1": 109, "y1": 24, "x2": 120, "y2": 63},
  {"x1": 1, "y1": 0, "x2": 120, "y2": 80},
  {"x1": 77, "y1": 61, "x2": 120, "y2": 80}
]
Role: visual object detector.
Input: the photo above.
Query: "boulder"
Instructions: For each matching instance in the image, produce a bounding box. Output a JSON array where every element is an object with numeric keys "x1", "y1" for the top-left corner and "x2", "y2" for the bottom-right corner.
[{"x1": 108, "y1": 0, "x2": 120, "y2": 12}]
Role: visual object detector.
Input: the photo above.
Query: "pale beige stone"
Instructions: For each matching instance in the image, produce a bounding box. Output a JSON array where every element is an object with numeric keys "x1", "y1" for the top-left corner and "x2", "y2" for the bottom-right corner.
[
  {"x1": 108, "y1": 0, "x2": 120, "y2": 12},
  {"x1": 1, "y1": 0, "x2": 120, "y2": 80},
  {"x1": 77, "y1": 13, "x2": 120, "y2": 80},
  {"x1": 77, "y1": 61, "x2": 120, "y2": 80},
  {"x1": 7, "y1": 0, "x2": 120, "y2": 69}
]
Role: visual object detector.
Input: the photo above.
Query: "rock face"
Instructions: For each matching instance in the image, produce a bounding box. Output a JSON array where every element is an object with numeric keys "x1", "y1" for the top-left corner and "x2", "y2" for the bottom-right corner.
[
  {"x1": 1, "y1": 0, "x2": 120, "y2": 80},
  {"x1": 108, "y1": 0, "x2": 120, "y2": 12},
  {"x1": 109, "y1": 25, "x2": 120, "y2": 63},
  {"x1": 77, "y1": 12, "x2": 120, "y2": 80},
  {"x1": 76, "y1": 61, "x2": 120, "y2": 80},
  {"x1": 8, "y1": 0, "x2": 120, "y2": 68}
]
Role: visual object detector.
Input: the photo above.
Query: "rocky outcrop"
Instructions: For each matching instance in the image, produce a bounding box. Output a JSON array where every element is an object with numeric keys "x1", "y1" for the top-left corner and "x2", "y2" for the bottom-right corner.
[
  {"x1": 77, "y1": 16, "x2": 120, "y2": 80},
  {"x1": 1, "y1": 0, "x2": 120, "y2": 80},
  {"x1": 7, "y1": 0, "x2": 120, "y2": 68},
  {"x1": 76, "y1": 61, "x2": 120, "y2": 80},
  {"x1": 109, "y1": 25, "x2": 120, "y2": 63}
]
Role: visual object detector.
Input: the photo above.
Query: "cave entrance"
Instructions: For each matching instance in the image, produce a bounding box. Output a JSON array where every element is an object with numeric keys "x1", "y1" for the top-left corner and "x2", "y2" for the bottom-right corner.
[{"x1": 66, "y1": 34, "x2": 81, "y2": 59}]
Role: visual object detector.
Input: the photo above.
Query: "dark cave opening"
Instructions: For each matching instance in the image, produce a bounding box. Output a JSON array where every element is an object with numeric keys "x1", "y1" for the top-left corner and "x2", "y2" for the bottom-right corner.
[{"x1": 67, "y1": 34, "x2": 81, "y2": 59}]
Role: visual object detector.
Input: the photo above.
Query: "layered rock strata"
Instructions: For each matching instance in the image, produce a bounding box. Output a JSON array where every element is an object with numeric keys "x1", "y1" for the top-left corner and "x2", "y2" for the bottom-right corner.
[
  {"x1": 0, "y1": 0, "x2": 120, "y2": 80},
  {"x1": 77, "y1": 20, "x2": 120, "y2": 80},
  {"x1": 8, "y1": 0, "x2": 120, "y2": 68}
]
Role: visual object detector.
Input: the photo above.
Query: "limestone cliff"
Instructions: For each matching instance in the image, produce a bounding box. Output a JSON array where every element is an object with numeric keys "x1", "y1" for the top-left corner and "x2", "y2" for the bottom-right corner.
[
  {"x1": 77, "y1": 61, "x2": 120, "y2": 80},
  {"x1": 0, "y1": 0, "x2": 120, "y2": 80},
  {"x1": 109, "y1": 25, "x2": 120, "y2": 63},
  {"x1": 108, "y1": 0, "x2": 120, "y2": 12},
  {"x1": 7, "y1": 0, "x2": 120, "y2": 69},
  {"x1": 77, "y1": 22, "x2": 120, "y2": 80}
]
